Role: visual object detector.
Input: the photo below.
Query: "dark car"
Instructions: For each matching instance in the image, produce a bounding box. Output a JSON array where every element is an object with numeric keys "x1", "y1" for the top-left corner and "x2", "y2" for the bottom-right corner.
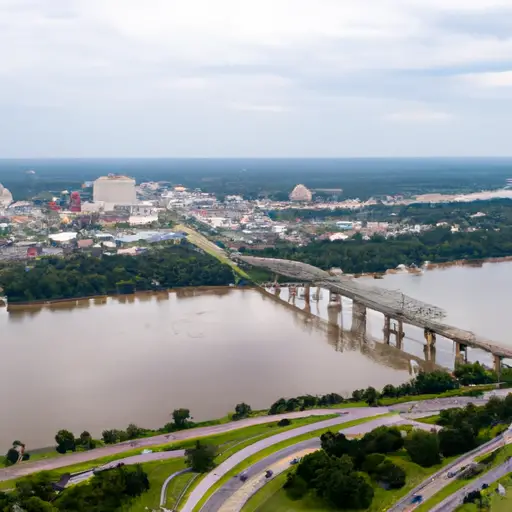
[
  {"x1": 290, "y1": 458, "x2": 301, "y2": 465},
  {"x1": 265, "y1": 470, "x2": 273, "y2": 478},
  {"x1": 411, "y1": 495, "x2": 423, "y2": 504},
  {"x1": 239, "y1": 471, "x2": 248, "y2": 482}
]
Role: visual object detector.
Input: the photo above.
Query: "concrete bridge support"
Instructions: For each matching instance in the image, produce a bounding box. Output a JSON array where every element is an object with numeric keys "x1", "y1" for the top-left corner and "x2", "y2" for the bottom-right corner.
[
  {"x1": 304, "y1": 284, "x2": 311, "y2": 304},
  {"x1": 384, "y1": 315, "x2": 391, "y2": 344},
  {"x1": 494, "y1": 354, "x2": 502, "y2": 379},
  {"x1": 351, "y1": 300, "x2": 367, "y2": 337},
  {"x1": 454, "y1": 342, "x2": 467, "y2": 364}
]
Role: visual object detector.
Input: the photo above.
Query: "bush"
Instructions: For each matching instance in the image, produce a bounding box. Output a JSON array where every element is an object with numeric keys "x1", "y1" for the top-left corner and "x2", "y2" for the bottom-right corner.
[
  {"x1": 405, "y1": 430, "x2": 441, "y2": 467},
  {"x1": 278, "y1": 418, "x2": 291, "y2": 427},
  {"x1": 362, "y1": 453, "x2": 386, "y2": 474},
  {"x1": 374, "y1": 460, "x2": 406, "y2": 489},
  {"x1": 361, "y1": 426, "x2": 404, "y2": 454}
]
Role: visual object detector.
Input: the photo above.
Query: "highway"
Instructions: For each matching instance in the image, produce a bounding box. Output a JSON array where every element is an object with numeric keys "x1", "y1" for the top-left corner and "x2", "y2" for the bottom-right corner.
[
  {"x1": 196, "y1": 415, "x2": 435, "y2": 512},
  {"x1": 429, "y1": 459, "x2": 512, "y2": 511},
  {"x1": 388, "y1": 434, "x2": 507, "y2": 512},
  {"x1": 181, "y1": 408, "x2": 388, "y2": 512}
]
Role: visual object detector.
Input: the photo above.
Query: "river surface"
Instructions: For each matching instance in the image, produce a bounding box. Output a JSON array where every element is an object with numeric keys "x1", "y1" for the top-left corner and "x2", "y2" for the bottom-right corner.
[{"x1": 1, "y1": 262, "x2": 509, "y2": 448}]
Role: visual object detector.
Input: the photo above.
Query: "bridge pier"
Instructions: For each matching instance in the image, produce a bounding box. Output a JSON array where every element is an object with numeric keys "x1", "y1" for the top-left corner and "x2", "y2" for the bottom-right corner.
[
  {"x1": 454, "y1": 341, "x2": 468, "y2": 364},
  {"x1": 328, "y1": 290, "x2": 342, "y2": 310},
  {"x1": 351, "y1": 300, "x2": 367, "y2": 337},
  {"x1": 494, "y1": 354, "x2": 502, "y2": 379},
  {"x1": 383, "y1": 315, "x2": 391, "y2": 344},
  {"x1": 304, "y1": 284, "x2": 311, "y2": 304}
]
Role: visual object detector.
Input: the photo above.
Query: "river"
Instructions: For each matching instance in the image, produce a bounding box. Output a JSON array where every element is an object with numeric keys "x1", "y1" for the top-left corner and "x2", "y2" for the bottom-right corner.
[{"x1": 1, "y1": 262, "x2": 509, "y2": 448}]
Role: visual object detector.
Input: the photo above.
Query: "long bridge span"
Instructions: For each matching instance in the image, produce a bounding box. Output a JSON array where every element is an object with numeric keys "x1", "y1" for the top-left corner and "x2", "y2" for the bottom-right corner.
[{"x1": 239, "y1": 256, "x2": 512, "y2": 372}]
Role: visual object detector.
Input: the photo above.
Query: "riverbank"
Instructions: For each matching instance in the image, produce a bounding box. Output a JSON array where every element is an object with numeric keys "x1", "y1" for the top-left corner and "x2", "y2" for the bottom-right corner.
[{"x1": 3, "y1": 285, "x2": 245, "y2": 310}]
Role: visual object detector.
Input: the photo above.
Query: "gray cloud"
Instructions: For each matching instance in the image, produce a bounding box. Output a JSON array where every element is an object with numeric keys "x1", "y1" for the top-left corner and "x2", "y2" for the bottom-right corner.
[{"x1": 1, "y1": 0, "x2": 512, "y2": 157}]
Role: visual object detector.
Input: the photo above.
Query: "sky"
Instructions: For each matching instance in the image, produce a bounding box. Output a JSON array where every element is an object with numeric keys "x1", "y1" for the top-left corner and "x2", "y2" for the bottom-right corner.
[{"x1": 1, "y1": 0, "x2": 512, "y2": 157}]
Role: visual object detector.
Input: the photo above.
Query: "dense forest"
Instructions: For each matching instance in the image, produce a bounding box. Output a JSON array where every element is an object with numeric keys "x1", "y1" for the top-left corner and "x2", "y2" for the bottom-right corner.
[
  {"x1": 248, "y1": 226, "x2": 512, "y2": 274},
  {"x1": 268, "y1": 198, "x2": 512, "y2": 230},
  {"x1": 0, "y1": 245, "x2": 234, "y2": 303}
]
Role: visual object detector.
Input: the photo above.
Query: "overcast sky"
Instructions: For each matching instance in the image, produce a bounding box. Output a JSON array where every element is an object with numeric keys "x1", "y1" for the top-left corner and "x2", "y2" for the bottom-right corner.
[{"x1": 2, "y1": 0, "x2": 512, "y2": 157}]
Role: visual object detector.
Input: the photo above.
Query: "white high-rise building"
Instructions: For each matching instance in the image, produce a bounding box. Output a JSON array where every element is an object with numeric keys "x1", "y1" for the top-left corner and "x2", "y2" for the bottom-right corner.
[{"x1": 93, "y1": 175, "x2": 136, "y2": 205}]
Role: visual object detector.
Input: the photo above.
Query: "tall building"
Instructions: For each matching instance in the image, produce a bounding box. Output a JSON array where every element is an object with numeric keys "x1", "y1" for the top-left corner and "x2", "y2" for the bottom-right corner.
[
  {"x1": 69, "y1": 191, "x2": 82, "y2": 212},
  {"x1": 93, "y1": 175, "x2": 136, "y2": 205},
  {"x1": 289, "y1": 184, "x2": 312, "y2": 202}
]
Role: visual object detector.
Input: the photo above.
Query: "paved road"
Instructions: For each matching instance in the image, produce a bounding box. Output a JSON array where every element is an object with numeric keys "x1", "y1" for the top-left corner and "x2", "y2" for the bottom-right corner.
[
  {"x1": 388, "y1": 435, "x2": 507, "y2": 512},
  {"x1": 181, "y1": 408, "x2": 387, "y2": 512},
  {"x1": 0, "y1": 409, "x2": 342, "y2": 482},
  {"x1": 200, "y1": 416, "x2": 437, "y2": 512},
  {"x1": 67, "y1": 449, "x2": 187, "y2": 486},
  {"x1": 430, "y1": 459, "x2": 512, "y2": 511}
]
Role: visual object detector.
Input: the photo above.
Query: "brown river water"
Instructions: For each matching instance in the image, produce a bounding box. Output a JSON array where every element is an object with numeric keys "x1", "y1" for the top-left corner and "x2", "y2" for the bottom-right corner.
[{"x1": 1, "y1": 262, "x2": 510, "y2": 448}]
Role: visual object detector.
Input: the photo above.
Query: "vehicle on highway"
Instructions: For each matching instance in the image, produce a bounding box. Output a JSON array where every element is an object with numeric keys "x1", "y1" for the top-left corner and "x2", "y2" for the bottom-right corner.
[
  {"x1": 482, "y1": 483, "x2": 489, "y2": 489},
  {"x1": 239, "y1": 471, "x2": 248, "y2": 482},
  {"x1": 290, "y1": 457, "x2": 301, "y2": 465},
  {"x1": 410, "y1": 495, "x2": 423, "y2": 504},
  {"x1": 447, "y1": 471, "x2": 456, "y2": 478},
  {"x1": 265, "y1": 470, "x2": 273, "y2": 478}
]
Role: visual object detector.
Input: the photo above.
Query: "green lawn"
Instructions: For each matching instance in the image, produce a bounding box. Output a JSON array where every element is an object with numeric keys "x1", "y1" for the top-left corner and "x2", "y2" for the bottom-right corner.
[
  {"x1": 456, "y1": 472, "x2": 512, "y2": 511},
  {"x1": 0, "y1": 415, "x2": 335, "y2": 494},
  {"x1": 120, "y1": 458, "x2": 187, "y2": 511},
  {"x1": 192, "y1": 414, "x2": 389, "y2": 512},
  {"x1": 249, "y1": 452, "x2": 458, "y2": 512},
  {"x1": 416, "y1": 444, "x2": 512, "y2": 512},
  {"x1": 166, "y1": 472, "x2": 198, "y2": 510},
  {"x1": 414, "y1": 414, "x2": 441, "y2": 425}
]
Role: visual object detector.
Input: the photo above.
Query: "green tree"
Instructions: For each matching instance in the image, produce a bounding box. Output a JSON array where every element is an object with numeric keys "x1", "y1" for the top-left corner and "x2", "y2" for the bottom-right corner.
[
  {"x1": 374, "y1": 460, "x2": 406, "y2": 489},
  {"x1": 361, "y1": 426, "x2": 404, "y2": 454},
  {"x1": 185, "y1": 441, "x2": 217, "y2": 473},
  {"x1": 16, "y1": 472, "x2": 57, "y2": 503},
  {"x1": 172, "y1": 409, "x2": 192, "y2": 430},
  {"x1": 55, "y1": 430, "x2": 75, "y2": 453},
  {"x1": 405, "y1": 430, "x2": 441, "y2": 467},
  {"x1": 439, "y1": 424, "x2": 477, "y2": 457},
  {"x1": 232, "y1": 403, "x2": 252, "y2": 421},
  {"x1": 363, "y1": 387, "x2": 379, "y2": 406},
  {"x1": 20, "y1": 496, "x2": 58, "y2": 512}
]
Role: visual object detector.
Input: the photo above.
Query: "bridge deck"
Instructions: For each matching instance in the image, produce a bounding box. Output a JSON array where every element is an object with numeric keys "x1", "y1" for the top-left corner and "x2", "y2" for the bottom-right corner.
[{"x1": 240, "y1": 256, "x2": 512, "y2": 359}]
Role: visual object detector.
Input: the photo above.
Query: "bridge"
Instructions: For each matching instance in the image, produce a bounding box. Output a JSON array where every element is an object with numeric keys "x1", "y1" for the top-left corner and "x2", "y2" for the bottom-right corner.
[{"x1": 239, "y1": 256, "x2": 512, "y2": 374}]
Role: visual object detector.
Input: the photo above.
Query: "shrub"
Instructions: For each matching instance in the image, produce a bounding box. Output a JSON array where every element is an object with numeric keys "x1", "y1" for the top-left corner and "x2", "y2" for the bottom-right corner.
[{"x1": 278, "y1": 418, "x2": 291, "y2": 427}]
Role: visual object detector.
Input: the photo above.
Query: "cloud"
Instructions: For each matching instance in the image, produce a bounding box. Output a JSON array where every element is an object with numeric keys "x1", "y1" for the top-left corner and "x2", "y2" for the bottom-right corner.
[
  {"x1": 458, "y1": 71, "x2": 512, "y2": 88},
  {"x1": 1, "y1": 0, "x2": 512, "y2": 156},
  {"x1": 386, "y1": 109, "x2": 453, "y2": 122},
  {"x1": 229, "y1": 103, "x2": 290, "y2": 113}
]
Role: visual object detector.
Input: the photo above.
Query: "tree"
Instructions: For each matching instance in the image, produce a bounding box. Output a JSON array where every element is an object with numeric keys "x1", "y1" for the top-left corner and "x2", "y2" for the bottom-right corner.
[
  {"x1": 374, "y1": 460, "x2": 406, "y2": 489},
  {"x1": 16, "y1": 472, "x2": 57, "y2": 503},
  {"x1": 439, "y1": 424, "x2": 477, "y2": 457},
  {"x1": 102, "y1": 429, "x2": 120, "y2": 444},
  {"x1": 55, "y1": 430, "x2": 75, "y2": 453},
  {"x1": 412, "y1": 370, "x2": 458, "y2": 395},
  {"x1": 405, "y1": 430, "x2": 441, "y2": 467},
  {"x1": 352, "y1": 389, "x2": 364, "y2": 402},
  {"x1": 79, "y1": 431, "x2": 95, "y2": 450},
  {"x1": 362, "y1": 453, "x2": 386, "y2": 474},
  {"x1": 172, "y1": 409, "x2": 192, "y2": 430},
  {"x1": 277, "y1": 418, "x2": 291, "y2": 427},
  {"x1": 361, "y1": 426, "x2": 404, "y2": 455},
  {"x1": 185, "y1": 441, "x2": 217, "y2": 473},
  {"x1": 126, "y1": 424, "x2": 145, "y2": 440},
  {"x1": 381, "y1": 384, "x2": 398, "y2": 398},
  {"x1": 320, "y1": 431, "x2": 355, "y2": 459},
  {"x1": 232, "y1": 403, "x2": 252, "y2": 421},
  {"x1": 363, "y1": 387, "x2": 379, "y2": 406},
  {"x1": 269, "y1": 398, "x2": 287, "y2": 415},
  {"x1": 6, "y1": 447, "x2": 21, "y2": 465},
  {"x1": 20, "y1": 496, "x2": 58, "y2": 512}
]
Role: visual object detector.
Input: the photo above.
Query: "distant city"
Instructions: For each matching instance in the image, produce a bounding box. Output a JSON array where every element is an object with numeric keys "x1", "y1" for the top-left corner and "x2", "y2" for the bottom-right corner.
[{"x1": 1, "y1": 171, "x2": 512, "y2": 262}]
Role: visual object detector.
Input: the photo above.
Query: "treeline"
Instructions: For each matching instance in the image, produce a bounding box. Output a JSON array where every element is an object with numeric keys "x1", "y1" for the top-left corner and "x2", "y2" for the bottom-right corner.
[
  {"x1": 268, "y1": 198, "x2": 512, "y2": 230},
  {"x1": 248, "y1": 226, "x2": 512, "y2": 273},
  {"x1": 0, "y1": 465, "x2": 149, "y2": 512},
  {"x1": 0, "y1": 245, "x2": 234, "y2": 303},
  {"x1": 269, "y1": 369, "x2": 462, "y2": 413}
]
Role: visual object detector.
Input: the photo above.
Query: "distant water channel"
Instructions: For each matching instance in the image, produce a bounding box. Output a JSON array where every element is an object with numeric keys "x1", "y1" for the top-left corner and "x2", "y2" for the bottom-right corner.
[{"x1": 1, "y1": 262, "x2": 510, "y2": 448}]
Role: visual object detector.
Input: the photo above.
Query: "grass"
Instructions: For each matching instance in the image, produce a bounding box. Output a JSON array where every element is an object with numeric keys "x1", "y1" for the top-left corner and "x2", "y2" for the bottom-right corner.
[
  {"x1": 0, "y1": 415, "x2": 335, "y2": 492},
  {"x1": 455, "y1": 472, "x2": 512, "y2": 511},
  {"x1": 414, "y1": 414, "x2": 441, "y2": 425},
  {"x1": 166, "y1": 471, "x2": 197, "y2": 510},
  {"x1": 415, "y1": 444, "x2": 512, "y2": 512},
  {"x1": 244, "y1": 452, "x2": 460, "y2": 512},
  {"x1": 191, "y1": 414, "x2": 389, "y2": 512},
  {"x1": 120, "y1": 458, "x2": 187, "y2": 512}
]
